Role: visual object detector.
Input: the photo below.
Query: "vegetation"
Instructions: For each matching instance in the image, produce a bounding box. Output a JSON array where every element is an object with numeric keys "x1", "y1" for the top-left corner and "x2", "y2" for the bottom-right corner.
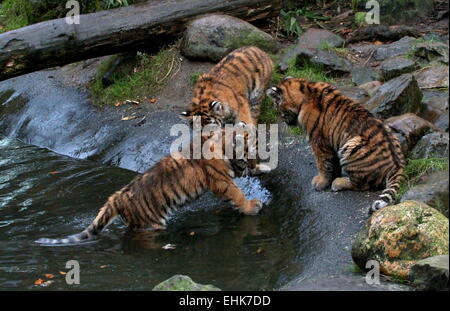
[
  {"x1": 0, "y1": 0, "x2": 135, "y2": 33},
  {"x1": 285, "y1": 58, "x2": 335, "y2": 83},
  {"x1": 396, "y1": 157, "x2": 449, "y2": 200},
  {"x1": 89, "y1": 48, "x2": 177, "y2": 106},
  {"x1": 190, "y1": 72, "x2": 203, "y2": 85}
]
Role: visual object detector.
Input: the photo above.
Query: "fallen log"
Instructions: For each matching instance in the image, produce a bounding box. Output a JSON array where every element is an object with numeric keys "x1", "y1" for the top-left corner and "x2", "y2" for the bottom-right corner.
[{"x1": 0, "y1": 0, "x2": 281, "y2": 81}]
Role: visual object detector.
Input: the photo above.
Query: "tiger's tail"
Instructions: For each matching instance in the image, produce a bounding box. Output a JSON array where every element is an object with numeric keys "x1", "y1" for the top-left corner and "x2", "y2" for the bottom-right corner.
[
  {"x1": 368, "y1": 168, "x2": 405, "y2": 215},
  {"x1": 35, "y1": 193, "x2": 121, "y2": 246}
]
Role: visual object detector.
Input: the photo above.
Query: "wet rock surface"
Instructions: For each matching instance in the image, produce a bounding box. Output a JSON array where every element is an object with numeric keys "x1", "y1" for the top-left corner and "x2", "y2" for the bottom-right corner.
[
  {"x1": 401, "y1": 170, "x2": 449, "y2": 218},
  {"x1": 181, "y1": 14, "x2": 278, "y2": 62},
  {"x1": 410, "y1": 132, "x2": 449, "y2": 159},
  {"x1": 413, "y1": 65, "x2": 449, "y2": 89},
  {"x1": 380, "y1": 57, "x2": 417, "y2": 81},
  {"x1": 409, "y1": 255, "x2": 449, "y2": 291},
  {"x1": 414, "y1": 41, "x2": 449, "y2": 64},
  {"x1": 351, "y1": 67, "x2": 382, "y2": 86},
  {"x1": 282, "y1": 48, "x2": 353, "y2": 74},
  {"x1": 365, "y1": 74, "x2": 423, "y2": 120},
  {"x1": 374, "y1": 37, "x2": 416, "y2": 61},
  {"x1": 352, "y1": 201, "x2": 449, "y2": 280},
  {"x1": 152, "y1": 275, "x2": 221, "y2": 291}
]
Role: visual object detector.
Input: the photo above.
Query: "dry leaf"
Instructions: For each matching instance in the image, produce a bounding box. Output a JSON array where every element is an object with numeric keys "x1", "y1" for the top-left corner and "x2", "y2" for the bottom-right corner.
[
  {"x1": 189, "y1": 232, "x2": 196, "y2": 236},
  {"x1": 373, "y1": 40, "x2": 383, "y2": 45},
  {"x1": 256, "y1": 248, "x2": 264, "y2": 254},
  {"x1": 41, "y1": 280, "x2": 54, "y2": 287},
  {"x1": 34, "y1": 279, "x2": 44, "y2": 285},
  {"x1": 162, "y1": 244, "x2": 176, "y2": 250},
  {"x1": 48, "y1": 171, "x2": 59, "y2": 175},
  {"x1": 59, "y1": 271, "x2": 67, "y2": 275},
  {"x1": 99, "y1": 265, "x2": 107, "y2": 269},
  {"x1": 114, "y1": 102, "x2": 122, "y2": 107},
  {"x1": 121, "y1": 115, "x2": 137, "y2": 121},
  {"x1": 44, "y1": 274, "x2": 54, "y2": 279},
  {"x1": 150, "y1": 98, "x2": 157, "y2": 104}
]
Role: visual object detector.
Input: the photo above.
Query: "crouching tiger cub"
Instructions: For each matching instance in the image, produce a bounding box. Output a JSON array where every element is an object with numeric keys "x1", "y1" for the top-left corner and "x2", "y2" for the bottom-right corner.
[
  {"x1": 181, "y1": 46, "x2": 274, "y2": 175},
  {"x1": 267, "y1": 78, "x2": 405, "y2": 215},
  {"x1": 35, "y1": 123, "x2": 262, "y2": 246}
]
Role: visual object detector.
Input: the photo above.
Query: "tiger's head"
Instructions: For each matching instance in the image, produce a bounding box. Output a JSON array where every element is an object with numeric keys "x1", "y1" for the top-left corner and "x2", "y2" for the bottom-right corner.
[
  {"x1": 181, "y1": 74, "x2": 234, "y2": 128},
  {"x1": 266, "y1": 77, "x2": 306, "y2": 126}
]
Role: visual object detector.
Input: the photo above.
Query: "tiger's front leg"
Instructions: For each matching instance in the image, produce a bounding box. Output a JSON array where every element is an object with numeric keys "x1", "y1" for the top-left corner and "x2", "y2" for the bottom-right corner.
[
  {"x1": 210, "y1": 179, "x2": 262, "y2": 215},
  {"x1": 310, "y1": 138, "x2": 340, "y2": 191}
]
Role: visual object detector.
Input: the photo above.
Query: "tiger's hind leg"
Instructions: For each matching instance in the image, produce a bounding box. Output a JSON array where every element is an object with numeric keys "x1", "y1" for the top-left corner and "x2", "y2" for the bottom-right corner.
[{"x1": 311, "y1": 138, "x2": 341, "y2": 191}]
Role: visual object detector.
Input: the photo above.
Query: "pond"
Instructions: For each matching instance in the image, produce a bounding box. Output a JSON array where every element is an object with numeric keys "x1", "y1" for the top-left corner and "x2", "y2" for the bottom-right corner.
[{"x1": 0, "y1": 135, "x2": 319, "y2": 290}]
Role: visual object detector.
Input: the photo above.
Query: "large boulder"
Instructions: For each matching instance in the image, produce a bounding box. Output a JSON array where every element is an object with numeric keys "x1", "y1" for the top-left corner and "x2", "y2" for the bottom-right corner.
[
  {"x1": 152, "y1": 275, "x2": 221, "y2": 291},
  {"x1": 420, "y1": 90, "x2": 449, "y2": 131},
  {"x1": 410, "y1": 132, "x2": 449, "y2": 159},
  {"x1": 365, "y1": 74, "x2": 423, "y2": 120},
  {"x1": 279, "y1": 28, "x2": 345, "y2": 71},
  {"x1": 352, "y1": 201, "x2": 449, "y2": 280},
  {"x1": 374, "y1": 37, "x2": 416, "y2": 61},
  {"x1": 384, "y1": 113, "x2": 436, "y2": 156},
  {"x1": 351, "y1": 67, "x2": 382, "y2": 86},
  {"x1": 409, "y1": 255, "x2": 449, "y2": 291},
  {"x1": 181, "y1": 14, "x2": 278, "y2": 62},
  {"x1": 414, "y1": 41, "x2": 449, "y2": 64},
  {"x1": 338, "y1": 86, "x2": 370, "y2": 104},
  {"x1": 401, "y1": 171, "x2": 449, "y2": 218},
  {"x1": 413, "y1": 65, "x2": 449, "y2": 89},
  {"x1": 380, "y1": 57, "x2": 417, "y2": 81}
]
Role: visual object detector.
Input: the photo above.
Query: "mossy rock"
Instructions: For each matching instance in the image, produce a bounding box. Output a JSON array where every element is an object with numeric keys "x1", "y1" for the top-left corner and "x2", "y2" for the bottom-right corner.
[
  {"x1": 352, "y1": 201, "x2": 449, "y2": 280},
  {"x1": 152, "y1": 275, "x2": 222, "y2": 291},
  {"x1": 181, "y1": 14, "x2": 278, "y2": 62}
]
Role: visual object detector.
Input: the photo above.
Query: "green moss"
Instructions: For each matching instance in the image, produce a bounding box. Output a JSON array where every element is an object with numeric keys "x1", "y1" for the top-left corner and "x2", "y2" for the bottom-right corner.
[
  {"x1": 396, "y1": 157, "x2": 449, "y2": 200},
  {"x1": 288, "y1": 126, "x2": 305, "y2": 136},
  {"x1": 354, "y1": 12, "x2": 366, "y2": 27},
  {"x1": 259, "y1": 96, "x2": 278, "y2": 125},
  {"x1": 89, "y1": 48, "x2": 176, "y2": 106}
]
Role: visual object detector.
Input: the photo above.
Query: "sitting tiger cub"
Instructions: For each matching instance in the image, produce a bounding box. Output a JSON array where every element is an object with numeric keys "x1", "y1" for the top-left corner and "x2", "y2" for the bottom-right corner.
[
  {"x1": 35, "y1": 123, "x2": 262, "y2": 245},
  {"x1": 267, "y1": 78, "x2": 405, "y2": 214},
  {"x1": 181, "y1": 46, "x2": 274, "y2": 175}
]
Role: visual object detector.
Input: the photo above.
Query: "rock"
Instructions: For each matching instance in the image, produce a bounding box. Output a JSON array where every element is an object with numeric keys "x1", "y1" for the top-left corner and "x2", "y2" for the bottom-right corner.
[
  {"x1": 401, "y1": 171, "x2": 449, "y2": 218},
  {"x1": 420, "y1": 90, "x2": 449, "y2": 131},
  {"x1": 374, "y1": 37, "x2": 416, "y2": 61},
  {"x1": 351, "y1": 67, "x2": 382, "y2": 85},
  {"x1": 152, "y1": 275, "x2": 221, "y2": 291},
  {"x1": 410, "y1": 132, "x2": 449, "y2": 159},
  {"x1": 413, "y1": 65, "x2": 449, "y2": 89},
  {"x1": 435, "y1": 113, "x2": 449, "y2": 133},
  {"x1": 181, "y1": 14, "x2": 278, "y2": 62},
  {"x1": 409, "y1": 255, "x2": 449, "y2": 291},
  {"x1": 414, "y1": 41, "x2": 449, "y2": 64},
  {"x1": 380, "y1": 57, "x2": 417, "y2": 81},
  {"x1": 279, "y1": 28, "x2": 344, "y2": 70},
  {"x1": 282, "y1": 48, "x2": 352, "y2": 74},
  {"x1": 359, "y1": 81, "x2": 382, "y2": 97},
  {"x1": 365, "y1": 74, "x2": 423, "y2": 120},
  {"x1": 338, "y1": 86, "x2": 370, "y2": 104},
  {"x1": 356, "y1": 0, "x2": 435, "y2": 25},
  {"x1": 384, "y1": 113, "x2": 436, "y2": 156},
  {"x1": 347, "y1": 25, "x2": 420, "y2": 44},
  {"x1": 352, "y1": 201, "x2": 449, "y2": 280}
]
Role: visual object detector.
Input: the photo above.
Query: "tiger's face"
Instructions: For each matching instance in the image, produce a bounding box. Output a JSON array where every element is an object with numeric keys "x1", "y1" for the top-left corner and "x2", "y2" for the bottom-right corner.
[
  {"x1": 266, "y1": 78, "x2": 305, "y2": 126},
  {"x1": 181, "y1": 101, "x2": 225, "y2": 128}
]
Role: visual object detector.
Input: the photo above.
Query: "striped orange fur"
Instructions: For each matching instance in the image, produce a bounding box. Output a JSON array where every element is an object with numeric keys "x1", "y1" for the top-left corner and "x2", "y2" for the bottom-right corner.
[
  {"x1": 35, "y1": 124, "x2": 262, "y2": 245},
  {"x1": 267, "y1": 78, "x2": 405, "y2": 214}
]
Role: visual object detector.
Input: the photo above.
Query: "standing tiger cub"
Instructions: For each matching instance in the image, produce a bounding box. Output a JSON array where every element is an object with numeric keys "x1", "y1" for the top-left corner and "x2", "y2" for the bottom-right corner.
[
  {"x1": 267, "y1": 78, "x2": 405, "y2": 214},
  {"x1": 35, "y1": 123, "x2": 262, "y2": 246},
  {"x1": 181, "y1": 46, "x2": 274, "y2": 175}
]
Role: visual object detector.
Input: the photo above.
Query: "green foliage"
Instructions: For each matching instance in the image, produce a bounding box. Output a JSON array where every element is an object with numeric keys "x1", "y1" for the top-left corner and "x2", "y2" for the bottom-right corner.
[
  {"x1": 285, "y1": 58, "x2": 335, "y2": 83},
  {"x1": 396, "y1": 157, "x2": 449, "y2": 200},
  {"x1": 354, "y1": 12, "x2": 366, "y2": 27},
  {"x1": 288, "y1": 126, "x2": 305, "y2": 136},
  {"x1": 104, "y1": 0, "x2": 130, "y2": 9},
  {"x1": 280, "y1": 7, "x2": 330, "y2": 38},
  {"x1": 89, "y1": 48, "x2": 176, "y2": 106},
  {"x1": 259, "y1": 97, "x2": 278, "y2": 125},
  {"x1": 190, "y1": 72, "x2": 202, "y2": 85},
  {"x1": 0, "y1": 0, "x2": 34, "y2": 32}
]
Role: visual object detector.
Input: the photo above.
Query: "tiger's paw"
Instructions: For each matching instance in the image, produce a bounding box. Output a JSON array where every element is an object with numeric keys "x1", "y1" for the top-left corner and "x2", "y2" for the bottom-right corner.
[
  {"x1": 331, "y1": 177, "x2": 352, "y2": 192},
  {"x1": 312, "y1": 175, "x2": 330, "y2": 191},
  {"x1": 243, "y1": 199, "x2": 263, "y2": 215},
  {"x1": 368, "y1": 200, "x2": 388, "y2": 215}
]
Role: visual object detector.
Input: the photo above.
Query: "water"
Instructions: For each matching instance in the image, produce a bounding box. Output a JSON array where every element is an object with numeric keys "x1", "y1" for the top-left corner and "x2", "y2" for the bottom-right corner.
[{"x1": 0, "y1": 135, "x2": 317, "y2": 291}]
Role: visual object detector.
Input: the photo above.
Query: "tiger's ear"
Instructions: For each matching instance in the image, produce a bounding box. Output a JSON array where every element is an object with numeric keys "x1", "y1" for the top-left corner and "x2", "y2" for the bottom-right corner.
[
  {"x1": 266, "y1": 87, "x2": 282, "y2": 106},
  {"x1": 210, "y1": 101, "x2": 223, "y2": 113}
]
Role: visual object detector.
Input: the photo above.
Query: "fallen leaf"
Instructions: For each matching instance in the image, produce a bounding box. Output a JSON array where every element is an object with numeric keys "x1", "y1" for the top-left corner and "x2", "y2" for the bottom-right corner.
[
  {"x1": 48, "y1": 171, "x2": 60, "y2": 175},
  {"x1": 373, "y1": 40, "x2": 383, "y2": 45},
  {"x1": 44, "y1": 274, "x2": 54, "y2": 279},
  {"x1": 189, "y1": 232, "x2": 196, "y2": 236},
  {"x1": 99, "y1": 265, "x2": 107, "y2": 269},
  {"x1": 121, "y1": 115, "x2": 137, "y2": 121},
  {"x1": 150, "y1": 98, "x2": 157, "y2": 104},
  {"x1": 162, "y1": 244, "x2": 176, "y2": 250},
  {"x1": 41, "y1": 280, "x2": 54, "y2": 287},
  {"x1": 34, "y1": 279, "x2": 44, "y2": 285},
  {"x1": 256, "y1": 248, "x2": 264, "y2": 254},
  {"x1": 114, "y1": 102, "x2": 122, "y2": 107},
  {"x1": 59, "y1": 271, "x2": 67, "y2": 275}
]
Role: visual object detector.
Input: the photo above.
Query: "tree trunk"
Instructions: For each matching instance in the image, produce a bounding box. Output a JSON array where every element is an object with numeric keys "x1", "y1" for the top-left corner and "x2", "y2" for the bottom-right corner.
[{"x1": 0, "y1": 0, "x2": 281, "y2": 82}]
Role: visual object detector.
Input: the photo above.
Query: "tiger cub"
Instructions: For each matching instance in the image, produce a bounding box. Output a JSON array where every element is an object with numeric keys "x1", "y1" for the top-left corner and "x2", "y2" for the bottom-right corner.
[
  {"x1": 35, "y1": 123, "x2": 262, "y2": 246},
  {"x1": 181, "y1": 46, "x2": 274, "y2": 174},
  {"x1": 267, "y1": 78, "x2": 405, "y2": 214}
]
